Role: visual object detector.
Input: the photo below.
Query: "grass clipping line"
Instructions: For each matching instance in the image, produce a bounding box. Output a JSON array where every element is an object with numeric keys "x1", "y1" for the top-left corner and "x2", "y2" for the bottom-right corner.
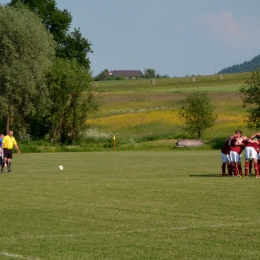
[
  {"x1": 1, "y1": 221, "x2": 254, "y2": 241},
  {"x1": 0, "y1": 252, "x2": 40, "y2": 260}
]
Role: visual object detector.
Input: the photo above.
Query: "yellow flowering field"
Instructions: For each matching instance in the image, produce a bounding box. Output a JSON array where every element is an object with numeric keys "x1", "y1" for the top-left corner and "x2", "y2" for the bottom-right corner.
[
  {"x1": 87, "y1": 73, "x2": 254, "y2": 141},
  {"x1": 88, "y1": 110, "x2": 181, "y2": 130}
]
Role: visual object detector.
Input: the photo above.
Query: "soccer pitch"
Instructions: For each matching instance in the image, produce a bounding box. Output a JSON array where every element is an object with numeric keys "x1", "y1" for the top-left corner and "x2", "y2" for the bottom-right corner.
[{"x1": 1, "y1": 150, "x2": 260, "y2": 260}]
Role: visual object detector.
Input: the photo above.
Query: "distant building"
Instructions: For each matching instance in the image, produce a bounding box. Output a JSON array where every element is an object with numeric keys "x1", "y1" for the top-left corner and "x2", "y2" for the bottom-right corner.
[{"x1": 112, "y1": 70, "x2": 144, "y2": 79}]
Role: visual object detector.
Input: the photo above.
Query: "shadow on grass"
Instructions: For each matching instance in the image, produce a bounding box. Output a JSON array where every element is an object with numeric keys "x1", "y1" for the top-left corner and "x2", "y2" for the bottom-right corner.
[
  {"x1": 190, "y1": 174, "x2": 223, "y2": 178},
  {"x1": 190, "y1": 174, "x2": 256, "y2": 178}
]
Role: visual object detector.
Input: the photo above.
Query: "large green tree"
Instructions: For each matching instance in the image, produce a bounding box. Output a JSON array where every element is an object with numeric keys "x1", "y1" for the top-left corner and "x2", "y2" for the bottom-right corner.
[
  {"x1": 36, "y1": 58, "x2": 98, "y2": 144},
  {"x1": 240, "y1": 70, "x2": 260, "y2": 129},
  {"x1": 178, "y1": 90, "x2": 217, "y2": 138},
  {"x1": 0, "y1": 5, "x2": 55, "y2": 135},
  {"x1": 8, "y1": 0, "x2": 96, "y2": 142}
]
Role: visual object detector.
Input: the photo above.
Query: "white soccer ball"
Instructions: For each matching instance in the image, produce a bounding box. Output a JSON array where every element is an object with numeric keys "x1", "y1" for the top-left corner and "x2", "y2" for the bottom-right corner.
[{"x1": 58, "y1": 165, "x2": 64, "y2": 170}]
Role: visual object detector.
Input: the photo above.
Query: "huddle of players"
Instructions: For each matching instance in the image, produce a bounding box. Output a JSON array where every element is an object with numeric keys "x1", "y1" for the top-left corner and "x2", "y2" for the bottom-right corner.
[{"x1": 221, "y1": 130, "x2": 260, "y2": 178}]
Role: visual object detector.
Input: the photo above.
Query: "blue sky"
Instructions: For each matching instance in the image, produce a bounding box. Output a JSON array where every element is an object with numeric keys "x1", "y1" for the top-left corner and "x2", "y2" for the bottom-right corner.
[{"x1": 1, "y1": 0, "x2": 260, "y2": 77}]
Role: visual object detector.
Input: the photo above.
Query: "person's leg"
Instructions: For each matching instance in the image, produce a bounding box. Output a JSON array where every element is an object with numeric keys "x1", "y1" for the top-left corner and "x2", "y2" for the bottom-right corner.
[
  {"x1": 245, "y1": 159, "x2": 249, "y2": 177},
  {"x1": 7, "y1": 150, "x2": 12, "y2": 173},
  {"x1": 244, "y1": 147, "x2": 249, "y2": 177},
  {"x1": 248, "y1": 149, "x2": 259, "y2": 178},
  {"x1": 253, "y1": 157, "x2": 259, "y2": 178},
  {"x1": 230, "y1": 152, "x2": 236, "y2": 177},
  {"x1": 221, "y1": 162, "x2": 226, "y2": 176},
  {"x1": 1, "y1": 148, "x2": 7, "y2": 172},
  {"x1": 249, "y1": 159, "x2": 253, "y2": 175},
  {"x1": 227, "y1": 162, "x2": 232, "y2": 176},
  {"x1": 0, "y1": 158, "x2": 4, "y2": 173},
  {"x1": 221, "y1": 152, "x2": 227, "y2": 177},
  {"x1": 7, "y1": 159, "x2": 12, "y2": 173},
  {"x1": 231, "y1": 162, "x2": 237, "y2": 176},
  {"x1": 237, "y1": 162, "x2": 242, "y2": 176}
]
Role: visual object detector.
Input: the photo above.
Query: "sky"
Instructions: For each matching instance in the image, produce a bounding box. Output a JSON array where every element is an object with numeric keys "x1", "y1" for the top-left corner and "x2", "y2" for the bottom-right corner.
[{"x1": 1, "y1": 0, "x2": 260, "y2": 77}]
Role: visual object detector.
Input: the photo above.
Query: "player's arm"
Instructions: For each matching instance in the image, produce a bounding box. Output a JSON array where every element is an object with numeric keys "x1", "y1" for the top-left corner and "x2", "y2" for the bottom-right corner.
[
  {"x1": 228, "y1": 134, "x2": 236, "y2": 145},
  {"x1": 15, "y1": 144, "x2": 20, "y2": 154},
  {"x1": 250, "y1": 132, "x2": 260, "y2": 139}
]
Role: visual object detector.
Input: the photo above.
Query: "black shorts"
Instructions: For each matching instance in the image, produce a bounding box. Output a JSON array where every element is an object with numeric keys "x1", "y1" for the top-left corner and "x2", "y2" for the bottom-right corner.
[{"x1": 3, "y1": 148, "x2": 13, "y2": 159}]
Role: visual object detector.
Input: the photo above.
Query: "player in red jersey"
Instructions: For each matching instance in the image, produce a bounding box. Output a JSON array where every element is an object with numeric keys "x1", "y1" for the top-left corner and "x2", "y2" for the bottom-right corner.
[
  {"x1": 244, "y1": 137, "x2": 260, "y2": 178},
  {"x1": 229, "y1": 130, "x2": 246, "y2": 177},
  {"x1": 250, "y1": 132, "x2": 260, "y2": 174},
  {"x1": 221, "y1": 136, "x2": 233, "y2": 177}
]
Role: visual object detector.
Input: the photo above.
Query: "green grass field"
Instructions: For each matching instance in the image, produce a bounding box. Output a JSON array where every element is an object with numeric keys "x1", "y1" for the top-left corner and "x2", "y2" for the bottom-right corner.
[{"x1": 1, "y1": 151, "x2": 260, "y2": 260}]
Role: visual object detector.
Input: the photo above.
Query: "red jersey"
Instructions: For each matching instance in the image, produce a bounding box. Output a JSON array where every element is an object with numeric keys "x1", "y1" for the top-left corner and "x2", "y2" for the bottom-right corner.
[
  {"x1": 230, "y1": 137, "x2": 246, "y2": 154},
  {"x1": 246, "y1": 139, "x2": 259, "y2": 153},
  {"x1": 221, "y1": 139, "x2": 230, "y2": 154}
]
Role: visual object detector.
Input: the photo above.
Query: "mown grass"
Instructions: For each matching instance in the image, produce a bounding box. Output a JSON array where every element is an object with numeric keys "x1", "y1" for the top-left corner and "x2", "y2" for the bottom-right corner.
[{"x1": 1, "y1": 151, "x2": 260, "y2": 259}]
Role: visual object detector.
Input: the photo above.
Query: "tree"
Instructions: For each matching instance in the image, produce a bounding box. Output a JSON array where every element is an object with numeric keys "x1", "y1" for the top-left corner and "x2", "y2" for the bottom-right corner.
[
  {"x1": 33, "y1": 58, "x2": 98, "y2": 144},
  {"x1": 57, "y1": 28, "x2": 93, "y2": 70},
  {"x1": 7, "y1": 0, "x2": 96, "y2": 142},
  {"x1": 0, "y1": 5, "x2": 55, "y2": 135},
  {"x1": 95, "y1": 69, "x2": 109, "y2": 81},
  {"x1": 8, "y1": 0, "x2": 72, "y2": 43},
  {"x1": 8, "y1": 0, "x2": 93, "y2": 69},
  {"x1": 240, "y1": 70, "x2": 260, "y2": 129},
  {"x1": 178, "y1": 90, "x2": 217, "y2": 138},
  {"x1": 144, "y1": 68, "x2": 156, "y2": 78}
]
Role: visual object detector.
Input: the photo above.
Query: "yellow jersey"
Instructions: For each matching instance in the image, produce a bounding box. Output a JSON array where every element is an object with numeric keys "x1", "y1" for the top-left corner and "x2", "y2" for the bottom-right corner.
[{"x1": 3, "y1": 135, "x2": 17, "y2": 149}]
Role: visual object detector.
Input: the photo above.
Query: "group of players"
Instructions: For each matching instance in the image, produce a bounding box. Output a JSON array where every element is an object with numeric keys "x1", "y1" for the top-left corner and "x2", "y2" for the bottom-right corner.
[{"x1": 221, "y1": 130, "x2": 260, "y2": 177}]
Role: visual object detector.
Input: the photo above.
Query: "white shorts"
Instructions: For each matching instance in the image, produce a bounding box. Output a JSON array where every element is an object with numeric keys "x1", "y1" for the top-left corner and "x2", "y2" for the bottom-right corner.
[
  {"x1": 230, "y1": 151, "x2": 241, "y2": 163},
  {"x1": 244, "y1": 147, "x2": 258, "y2": 160},
  {"x1": 221, "y1": 152, "x2": 230, "y2": 163}
]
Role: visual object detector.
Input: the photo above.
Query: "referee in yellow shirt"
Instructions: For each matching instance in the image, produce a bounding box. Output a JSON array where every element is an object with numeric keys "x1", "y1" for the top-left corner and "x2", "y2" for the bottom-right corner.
[{"x1": 1, "y1": 130, "x2": 20, "y2": 173}]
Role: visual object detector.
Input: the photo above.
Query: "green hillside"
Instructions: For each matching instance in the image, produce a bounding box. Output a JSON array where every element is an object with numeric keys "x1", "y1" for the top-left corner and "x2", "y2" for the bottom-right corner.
[
  {"x1": 219, "y1": 55, "x2": 260, "y2": 74},
  {"x1": 85, "y1": 72, "x2": 253, "y2": 150}
]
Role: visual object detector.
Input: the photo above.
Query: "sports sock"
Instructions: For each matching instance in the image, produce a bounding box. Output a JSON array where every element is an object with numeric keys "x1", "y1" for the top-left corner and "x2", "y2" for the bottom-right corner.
[
  {"x1": 249, "y1": 160, "x2": 253, "y2": 174},
  {"x1": 228, "y1": 164, "x2": 232, "y2": 176},
  {"x1": 238, "y1": 164, "x2": 242, "y2": 176},
  {"x1": 254, "y1": 162, "x2": 259, "y2": 176},
  {"x1": 232, "y1": 165, "x2": 236, "y2": 176},
  {"x1": 7, "y1": 162, "x2": 11, "y2": 170},
  {"x1": 222, "y1": 163, "x2": 226, "y2": 174},
  {"x1": 245, "y1": 161, "x2": 249, "y2": 176},
  {"x1": 1, "y1": 160, "x2": 5, "y2": 169}
]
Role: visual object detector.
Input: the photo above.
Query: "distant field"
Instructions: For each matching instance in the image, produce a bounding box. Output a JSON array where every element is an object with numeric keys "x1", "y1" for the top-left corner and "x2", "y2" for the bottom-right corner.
[
  {"x1": 1, "y1": 151, "x2": 260, "y2": 259},
  {"x1": 86, "y1": 73, "x2": 253, "y2": 145}
]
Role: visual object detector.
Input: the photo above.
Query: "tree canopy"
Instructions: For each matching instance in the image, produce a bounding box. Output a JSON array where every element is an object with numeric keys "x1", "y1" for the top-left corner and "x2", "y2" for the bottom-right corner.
[
  {"x1": 8, "y1": 0, "x2": 93, "y2": 69},
  {"x1": 0, "y1": 5, "x2": 55, "y2": 135},
  {"x1": 178, "y1": 90, "x2": 217, "y2": 138},
  {"x1": 219, "y1": 55, "x2": 260, "y2": 74},
  {"x1": 44, "y1": 58, "x2": 98, "y2": 143},
  {"x1": 240, "y1": 70, "x2": 260, "y2": 129},
  {"x1": 144, "y1": 68, "x2": 156, "y2": 78},
  {"x1": 8, "y1": 0, "x2": 72, "y2": 43}
]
